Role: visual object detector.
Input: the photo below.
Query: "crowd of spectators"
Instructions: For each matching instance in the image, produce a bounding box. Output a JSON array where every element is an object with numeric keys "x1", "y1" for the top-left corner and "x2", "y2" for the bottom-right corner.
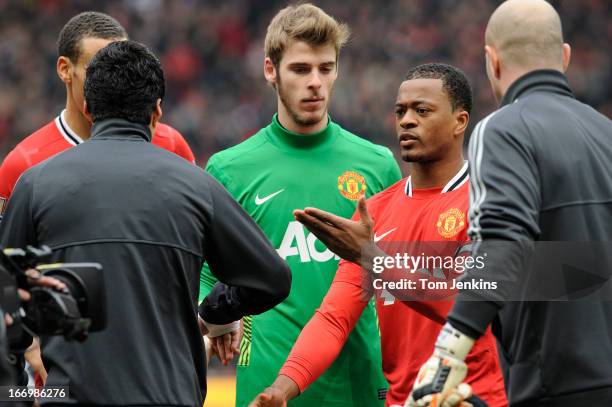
[{"x1": 0, "y1": 0, "x2": 609, "y2": 165}]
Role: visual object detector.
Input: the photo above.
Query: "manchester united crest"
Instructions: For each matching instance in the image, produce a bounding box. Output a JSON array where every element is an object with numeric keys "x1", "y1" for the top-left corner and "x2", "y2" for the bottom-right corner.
[
  {"x1": 338, "y1": 171, "x2": 367, "y2": 201},
  {"x1": 436, "y1": 208, "x2": 466, "y2": 238}
]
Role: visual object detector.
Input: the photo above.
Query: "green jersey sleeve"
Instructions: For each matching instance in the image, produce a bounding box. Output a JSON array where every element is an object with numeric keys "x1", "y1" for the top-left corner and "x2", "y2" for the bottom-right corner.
[{"x1": 383, "y1": 148, "x2": 402, "y2": 186}]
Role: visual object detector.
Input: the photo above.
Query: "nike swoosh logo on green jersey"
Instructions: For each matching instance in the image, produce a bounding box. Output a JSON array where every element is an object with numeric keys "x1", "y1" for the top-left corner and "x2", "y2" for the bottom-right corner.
[{"x1": 255, "y1": 189, "x2": 285, "y2": 205}]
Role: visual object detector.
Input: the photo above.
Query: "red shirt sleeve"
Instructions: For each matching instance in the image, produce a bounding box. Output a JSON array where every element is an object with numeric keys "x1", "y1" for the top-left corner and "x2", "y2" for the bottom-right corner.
[
  {"x1": 173, "y1": 131, "x2": 195, "y2": 164},
  {"x1": 279, "y1": 261, "x2": 369, "y2": 392},
  {"x1": 153, "y1": 124, "x2": 196, "y2": 164},
  {"x1": 0, "y1": 146, "x2": 29, "y2": 202}
]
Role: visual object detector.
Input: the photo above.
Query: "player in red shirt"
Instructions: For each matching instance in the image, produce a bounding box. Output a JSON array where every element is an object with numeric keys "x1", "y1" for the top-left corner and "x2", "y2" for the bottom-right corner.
[
  {"x1": 249, "y1": 64, "x2": 507, "y2": 407},
  {"x1": 0, "y1": 12, "x2": 194, "y2": 210},
  {"x1": 0, "y1": 11, "x2": 195, "y2": 387}
]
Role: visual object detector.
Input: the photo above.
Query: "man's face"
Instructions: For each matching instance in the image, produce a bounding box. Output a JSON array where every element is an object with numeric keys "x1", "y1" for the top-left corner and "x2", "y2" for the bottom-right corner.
[
  {"x1": 272, "y1": 41, "x2": 338, "y2": 129},
  {"x1": 394, "y1": 78, "x2": 462, "y2": 163},
  {"x1": 69, "y1": 37, "x2": 124, "y2": 114}
]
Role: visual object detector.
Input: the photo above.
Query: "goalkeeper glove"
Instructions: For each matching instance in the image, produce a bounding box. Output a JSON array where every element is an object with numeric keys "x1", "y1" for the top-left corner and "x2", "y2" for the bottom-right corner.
[{"x1": 406, "y1": 323, "x2": 475, "y2": 407}]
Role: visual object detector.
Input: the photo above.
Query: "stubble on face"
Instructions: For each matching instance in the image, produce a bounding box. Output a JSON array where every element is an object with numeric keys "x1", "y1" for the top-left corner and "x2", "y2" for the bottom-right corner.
[{"x1": 276, "y1": 69, "x2": 331, "y2": 128}]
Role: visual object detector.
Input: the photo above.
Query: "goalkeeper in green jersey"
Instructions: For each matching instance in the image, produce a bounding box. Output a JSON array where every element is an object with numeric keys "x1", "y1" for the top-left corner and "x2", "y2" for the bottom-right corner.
[{"x1": 200, "y1": 4, "x2": 401, "y2": 406}]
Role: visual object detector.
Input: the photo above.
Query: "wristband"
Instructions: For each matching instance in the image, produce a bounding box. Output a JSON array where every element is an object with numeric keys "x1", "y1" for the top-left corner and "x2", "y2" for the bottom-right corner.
[{"x1": 204, "y1": 319, "x2": 240, "y2": 338}]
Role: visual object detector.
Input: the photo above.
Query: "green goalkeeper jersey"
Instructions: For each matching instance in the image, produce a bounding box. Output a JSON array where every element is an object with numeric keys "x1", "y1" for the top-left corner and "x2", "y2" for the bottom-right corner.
[{"x1": 200, "y1": 115, "x2": 401, "y2": 406}]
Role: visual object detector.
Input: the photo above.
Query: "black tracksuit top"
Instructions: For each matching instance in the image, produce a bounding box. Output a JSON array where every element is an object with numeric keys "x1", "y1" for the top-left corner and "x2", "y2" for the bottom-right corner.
[
  {"x1": 0, "y1": 118, "x2": 290, "y2": 406},
  {"x1": 450, "y1": 70, "x2": 612, "y2": 406}
]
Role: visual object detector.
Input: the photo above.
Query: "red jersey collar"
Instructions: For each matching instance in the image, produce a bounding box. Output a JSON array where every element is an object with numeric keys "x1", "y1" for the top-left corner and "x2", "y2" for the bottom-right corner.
[
  {"x1": 55, "y1": 110, "x2": 84, "y2": 146},
  {"x1": 405, "y1": 161, "x2": 469, "y2": 197}
]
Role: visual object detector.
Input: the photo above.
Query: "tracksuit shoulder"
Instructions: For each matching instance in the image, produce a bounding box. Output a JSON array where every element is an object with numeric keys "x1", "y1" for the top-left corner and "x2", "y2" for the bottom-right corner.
[
  {"x1": 471, "y1": 102, "x2": 539, "y2": 169},
  {"x1": 480, "y1": 101, "x2": 526, "y2": 136}
]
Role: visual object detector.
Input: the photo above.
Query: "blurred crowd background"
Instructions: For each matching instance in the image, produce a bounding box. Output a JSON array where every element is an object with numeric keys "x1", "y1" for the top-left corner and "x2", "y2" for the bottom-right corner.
[
  {"x1": 0, "y1": 0, "x2": 609, "y2": 167},
  {"x1": 0, "y1": 1, "x2": 609, "y2": 404}
]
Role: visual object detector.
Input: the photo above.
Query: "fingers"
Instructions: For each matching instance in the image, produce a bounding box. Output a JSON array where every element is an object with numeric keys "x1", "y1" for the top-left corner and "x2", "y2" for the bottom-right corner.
[
  {"x1": 223, "y1": 331, "x2": 232, "y2": 361},
  {"x1": 441, "y1": 383, "x2": 473, "y2": 407},
  {"x1": 209, "y1": 342, "x2": 217, "y2": 355},
  {"x1": 26, "y1": 269, "x2": 67, "y2": 292},
  {"x1": 211, "y1": 332, "x2": 237, "y2": 365},
  {"x1": 302, "y1": 207, "x2": 345, "y2": 227},
  {"x1": 25, "y1": 269, "x2": 41, "y2": 279},
  {"x1": 357, "y1": 196, "x2": 373, "y2": 228},
  {"x1": 209, "y1": 338, "x2": 219, "y2": 360},
  {"x1": 293, "y1": 210, "x2": 337, "y2": 238},
  {"x1": 231, "y1": 330, "x2": 241, "y2": 354},
  {"x1": 17, "y1": 288, "x2": 31, "y2": 302},
  {"x1": 248, "y1": 393, "x2": 271, "y2": 407},
  {"x1": 215, "y1": 336, "x2": 227, "y2": 364}
]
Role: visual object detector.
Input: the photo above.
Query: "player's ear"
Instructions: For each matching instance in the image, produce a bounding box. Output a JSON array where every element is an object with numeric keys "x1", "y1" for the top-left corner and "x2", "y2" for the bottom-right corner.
[
  {"x1": 83, "y1": 101, "x2": 93, "y2": 124},
  {"x1": 484, "y1": 45, "x2": 501, "y2": 80},
  {"x1": 264, "y1": 57, "x2": 278, "y2": 88},
  {"x1": 454, "y1": 109, "x2": 470, "y2": 137},
  {"x1": 151, "y1": 99, "x2": 162, "y2": 129},
  {"x1": 57, "y1": 56, "x2": 72, "y2": 84},
  {"x1": 561, "y1": 43, "x2": 571, "y2": 72}
]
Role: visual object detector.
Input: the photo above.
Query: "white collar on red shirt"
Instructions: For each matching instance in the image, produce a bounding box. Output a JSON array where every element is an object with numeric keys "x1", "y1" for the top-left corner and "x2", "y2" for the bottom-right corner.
[
  {"x1": 54, "y1": 110, "x2": 84, "y2": 146},
  {"x1": 404, "y1": 160, "x2": 469, "y2": 197}
]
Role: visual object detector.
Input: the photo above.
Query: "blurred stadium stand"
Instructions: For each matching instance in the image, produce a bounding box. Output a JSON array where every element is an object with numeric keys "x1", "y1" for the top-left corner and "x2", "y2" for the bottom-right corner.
[
  {"x1": 0, "y1": 0, "x2": 609, "y2": 403},
  {"x1": 0, "y1": 0, "x2": 609, "y2": 167}
]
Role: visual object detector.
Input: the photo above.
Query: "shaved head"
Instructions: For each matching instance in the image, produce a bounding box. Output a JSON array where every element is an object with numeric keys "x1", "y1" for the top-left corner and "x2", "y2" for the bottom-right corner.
[{"x1": 486, "y1": 0, "x2": 565, "y2": 70}]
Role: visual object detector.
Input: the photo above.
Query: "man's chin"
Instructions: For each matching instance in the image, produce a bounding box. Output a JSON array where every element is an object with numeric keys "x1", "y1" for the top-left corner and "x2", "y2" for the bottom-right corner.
[
  {"x1": 296, "y1": 111, "x2": 326, "y2": 127},
  {"x1": 400, "y1": 150, "x2": 427, "y2": 163}
]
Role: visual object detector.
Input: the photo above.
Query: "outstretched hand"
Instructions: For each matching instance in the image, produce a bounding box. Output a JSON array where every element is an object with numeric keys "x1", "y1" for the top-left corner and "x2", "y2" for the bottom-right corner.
[
  {"x1": 247, "y1": 376, "x2": 298, "y2": 407},
  {"x1": 293, "y1": 196, "x2": 374, "y2": 266},
  {"x1": 248, "y1": 387, "x2": 287, "y2": 407}
]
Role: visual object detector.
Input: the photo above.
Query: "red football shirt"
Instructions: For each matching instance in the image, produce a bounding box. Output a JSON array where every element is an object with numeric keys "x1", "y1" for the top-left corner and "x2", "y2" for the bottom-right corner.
[
  {"x1": 0, "y1": 111, "x2": 195, "y2": 208},
  {"x1": 280, "y1": 163, "x2": 507, "y2": 407}
]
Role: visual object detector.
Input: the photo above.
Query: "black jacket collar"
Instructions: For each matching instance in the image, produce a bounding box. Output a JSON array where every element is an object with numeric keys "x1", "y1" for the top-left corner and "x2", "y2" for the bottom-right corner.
[
  {"x1": 501, "y1": 69, "x2": 574, "y2": 107},
  {"x1": 91, "y1": 118, "x2": 152, "y2": 142}
]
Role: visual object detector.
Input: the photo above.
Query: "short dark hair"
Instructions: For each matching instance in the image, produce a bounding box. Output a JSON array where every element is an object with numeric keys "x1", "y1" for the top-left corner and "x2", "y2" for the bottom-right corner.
[
  {"x1": 57, "y1": 11, "x2": 127, "y2": 62},
  {"x1": 405, "y1": 63, "x2": 473, "y2": 114},
  {"x1": 84, "y1": 40, "x2": 165, "y2": 126}
]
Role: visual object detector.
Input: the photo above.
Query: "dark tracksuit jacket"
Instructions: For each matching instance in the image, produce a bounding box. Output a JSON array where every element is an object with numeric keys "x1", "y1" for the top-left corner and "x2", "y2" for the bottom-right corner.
[
  {"x1": 449, "y1": 70, "x2": 612, "y2": 406},
  {"x1": 0, "y1": 118, "x2": 291, "y2": 406}
]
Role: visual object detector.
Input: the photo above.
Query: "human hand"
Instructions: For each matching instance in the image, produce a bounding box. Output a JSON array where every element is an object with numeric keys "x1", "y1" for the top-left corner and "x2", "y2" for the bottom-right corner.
[
  {"x1": 208, "y1": 320, "x2": 242, "y2": 365},
  {"x1": 408, "y1": 324, "x2": 475, "y2": 407},
  {"x1": 294, "y1": 196, "x2": 374, "y2": 265},
  {"x1": 248, "y1": 387, "x2": 287, "y2": 407},
  {"x1": 5, "y1": 268, "x2": 68, "y2": 326},
  {"x1": 406, "y1": 383, "x2": 475, "y2": 407},
  {"x1": 248, "y1": 375, "x2": 299, "y2": 407}
]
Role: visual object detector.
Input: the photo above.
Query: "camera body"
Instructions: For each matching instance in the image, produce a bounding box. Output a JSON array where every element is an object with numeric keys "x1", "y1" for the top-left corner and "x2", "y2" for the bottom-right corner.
[{"x1": 0, "y1": 245, "x2": 106, "y2": 345}]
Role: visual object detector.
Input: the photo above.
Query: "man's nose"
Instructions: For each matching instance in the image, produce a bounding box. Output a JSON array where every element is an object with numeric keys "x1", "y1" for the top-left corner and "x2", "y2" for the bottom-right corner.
[
  {"x1": 399, "y1": 111, "x2": 417, "y2": 128},
  {"x1": 308, "y1": 71, "x2": 322, "y2": 90}
]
